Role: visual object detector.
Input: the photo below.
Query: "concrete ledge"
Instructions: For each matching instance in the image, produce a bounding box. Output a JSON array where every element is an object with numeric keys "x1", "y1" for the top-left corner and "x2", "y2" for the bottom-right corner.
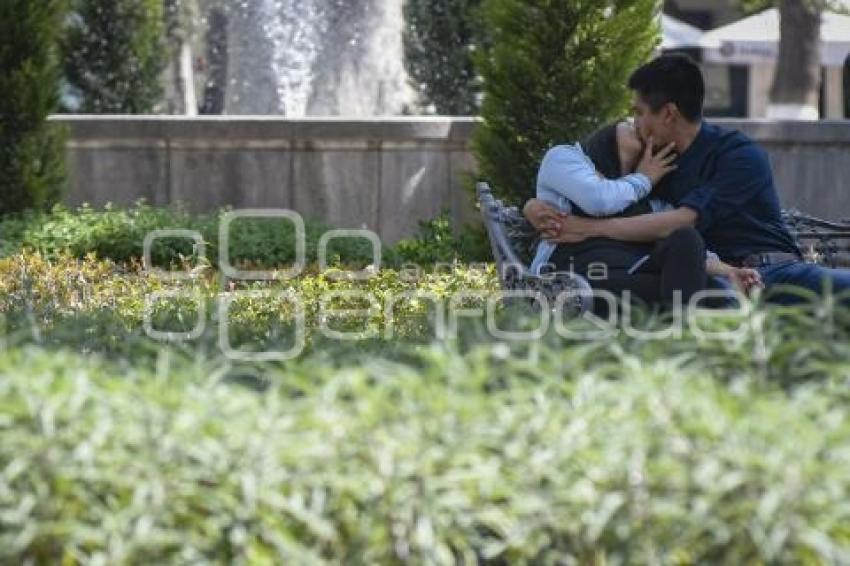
[
  {"x1": 50, "y1": 116, "x2": 850, "y2": 239},
  {"x1": 718, "y1": 119, "x2": 850, "y2": 144},
  {"x1": 51, "y1": 115, "x2": 479, "y2": 142}
]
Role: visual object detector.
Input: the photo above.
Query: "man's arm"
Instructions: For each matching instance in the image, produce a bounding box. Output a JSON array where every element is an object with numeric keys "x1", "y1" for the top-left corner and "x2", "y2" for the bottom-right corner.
[
  {"x1": 550, "y1": 206, "x2": 697, "y2": 243},
  {"x1": 549, "y1": 142, "x2": 775, "y2": 245}
]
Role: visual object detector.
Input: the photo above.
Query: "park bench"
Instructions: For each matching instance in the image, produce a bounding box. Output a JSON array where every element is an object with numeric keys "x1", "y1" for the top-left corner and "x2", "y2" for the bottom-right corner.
[
  {"x1": 477, "y1": 182, "x2": 594, "y2": 315},
  {"x1": 477, "y1": 181, "x2": 850, "y2": 312}
]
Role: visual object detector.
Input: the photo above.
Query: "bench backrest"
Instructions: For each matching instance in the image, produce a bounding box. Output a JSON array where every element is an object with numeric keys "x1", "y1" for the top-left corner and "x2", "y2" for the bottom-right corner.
[
  {"x1": 476, "y1": 182, "x2": 538, "y2": 284},
  {"x1": 784, "y1": 210, "x2": 850, "y2": 268}
]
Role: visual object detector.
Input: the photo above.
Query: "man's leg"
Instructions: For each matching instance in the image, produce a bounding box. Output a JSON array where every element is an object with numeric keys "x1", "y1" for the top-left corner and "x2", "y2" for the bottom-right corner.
[{"x1": 759, "y1": 260, "x2": 850, "y2": 305}]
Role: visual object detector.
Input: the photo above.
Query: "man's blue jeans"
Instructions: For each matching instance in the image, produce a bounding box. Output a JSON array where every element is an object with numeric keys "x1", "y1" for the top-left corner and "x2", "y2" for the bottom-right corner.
[{"x1": 758, "y1": 260, "x2": 850, "y2": 305}]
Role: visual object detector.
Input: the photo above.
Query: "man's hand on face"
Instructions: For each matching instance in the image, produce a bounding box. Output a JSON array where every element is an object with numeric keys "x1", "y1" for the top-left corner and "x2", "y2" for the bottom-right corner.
[
  {"x1": 523, "y1": 199, "x2": 568, "y2": 239},
  {"x1": 636, "y1": 136, "x2": 678, "y2": 186}
]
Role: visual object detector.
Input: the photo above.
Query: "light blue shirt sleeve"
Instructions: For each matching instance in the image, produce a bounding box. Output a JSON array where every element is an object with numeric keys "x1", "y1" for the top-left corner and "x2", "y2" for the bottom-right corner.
[{"x1": 536, "y1": 144, "x2": 651, "y2": 217}]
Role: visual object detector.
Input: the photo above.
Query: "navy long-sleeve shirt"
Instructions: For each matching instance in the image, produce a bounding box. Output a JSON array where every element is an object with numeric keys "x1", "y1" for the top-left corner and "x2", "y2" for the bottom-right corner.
[{"x1": 657, "y1": 122, "x2": 800, "y2": 262}]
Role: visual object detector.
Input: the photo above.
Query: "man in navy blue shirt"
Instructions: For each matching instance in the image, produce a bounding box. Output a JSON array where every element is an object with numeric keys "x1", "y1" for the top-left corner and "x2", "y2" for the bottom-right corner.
[{"x1": 539, "y1": 54, "x2": 850, "y2": 304}]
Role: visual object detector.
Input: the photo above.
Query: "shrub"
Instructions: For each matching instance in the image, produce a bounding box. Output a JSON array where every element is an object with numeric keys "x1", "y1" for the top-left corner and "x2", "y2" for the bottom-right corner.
[
  {"x1": 392, "y1": 210, "x2": 491, "y2": 265},
  {"x1": 63, "y1": 0, "x2": 166, "y2": 112},
  {"x1": 0, "y1": 203, "x2": 492, "y2": 269},
  {"x1": 0, "y1": 201, "x2": 386, "y2": 269},
  {"x1": 0, "y1": 250, "x2": 499, "y2": 357},
  {"x1": 1, "y1": 333, "x2": 850, "y2": 562},
  {"x1": 0, "y1": 0, "x2": 68, "y2": 216},
  {"x1": 472, "y1": 0, "x2": 659, "y2": 204},
  {"x1": 2, "y1": 249, "x2": 850, "y2": 565},
  {"x1": 403, "y1": 0, "x2": 484, "y2": 115}
]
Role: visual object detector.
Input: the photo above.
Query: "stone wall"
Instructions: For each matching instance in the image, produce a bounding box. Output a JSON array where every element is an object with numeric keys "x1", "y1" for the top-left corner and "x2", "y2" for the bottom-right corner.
[{"x1": 52, "y1": 116, "x2": 850, "y2": 242}]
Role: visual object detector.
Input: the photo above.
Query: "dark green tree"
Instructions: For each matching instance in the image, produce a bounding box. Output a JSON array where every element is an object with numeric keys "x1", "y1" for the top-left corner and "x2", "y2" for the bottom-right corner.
[
  {"x1": 473, "y1": 0, "x2": 659, "y2": 204},
  {"x1": 0, "y1": 0, "x2": 68, "y2": 215},
  {"x1": 64, "y1": 0, "x2": 166, "y2": 113},
  {"x1": 403, "y1": 0, "x2": 483, "y2": 115}
]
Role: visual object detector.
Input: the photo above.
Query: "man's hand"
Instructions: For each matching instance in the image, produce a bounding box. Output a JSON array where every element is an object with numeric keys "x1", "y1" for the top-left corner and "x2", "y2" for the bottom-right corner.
[
  {"x1": 636, "y1": 137, "x2": 678, "y2": 186},
  {"x1": 727, "y1": 267, "x2": 763, "y2": 296},
  {"x1": 523, "y1": 199, "x2": 567, "y2": 239}
]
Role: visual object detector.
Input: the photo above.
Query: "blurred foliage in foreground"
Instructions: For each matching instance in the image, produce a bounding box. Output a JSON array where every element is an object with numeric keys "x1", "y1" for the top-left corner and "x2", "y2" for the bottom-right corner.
[
  {"x1": 1, "y1": 302, "x2": 850, "y2": 563},
  {"x1": 2, "y1": 222, "x2": 850, "y2": 563}
]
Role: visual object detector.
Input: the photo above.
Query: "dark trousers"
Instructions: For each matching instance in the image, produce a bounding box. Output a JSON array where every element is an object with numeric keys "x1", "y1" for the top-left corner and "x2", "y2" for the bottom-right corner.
[{"x1": 549, "y1": 227, "x2": 709, "y2": 311}]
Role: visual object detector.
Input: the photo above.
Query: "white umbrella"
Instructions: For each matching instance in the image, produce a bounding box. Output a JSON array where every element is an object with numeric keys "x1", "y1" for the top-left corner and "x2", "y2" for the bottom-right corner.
[
  {"x1": 701, "y1": 8, "x2": 850, "y2": 66},
  {"x1": 661, "y1": 14, "x2": 703, "y2": 50}
]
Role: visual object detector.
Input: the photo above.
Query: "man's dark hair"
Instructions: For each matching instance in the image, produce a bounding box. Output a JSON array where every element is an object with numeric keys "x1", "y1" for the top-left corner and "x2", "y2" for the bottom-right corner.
[{"x1": 628, "y1": 54, "x2": 704, "y2": 122}]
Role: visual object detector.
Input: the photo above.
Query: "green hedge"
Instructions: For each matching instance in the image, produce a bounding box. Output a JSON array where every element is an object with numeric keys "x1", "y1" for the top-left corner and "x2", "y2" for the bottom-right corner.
[
  {"x1": 0, "y1": 203, "x2": 488, "y2": 267},
  {"x1": 1, "y1": 246, "x2": 850, "y2": 562},
  {"x1": 0, "y1": 251, "x2": 498, "y2": 360},
  {"x1": 1, "y1": 336, "x2": 849, "y2": 563}
]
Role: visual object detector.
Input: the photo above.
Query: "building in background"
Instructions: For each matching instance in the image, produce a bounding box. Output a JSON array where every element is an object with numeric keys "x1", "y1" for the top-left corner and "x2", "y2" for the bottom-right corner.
[{"x1": 663, "y1": 0, "x2": 850, "y2": 119}]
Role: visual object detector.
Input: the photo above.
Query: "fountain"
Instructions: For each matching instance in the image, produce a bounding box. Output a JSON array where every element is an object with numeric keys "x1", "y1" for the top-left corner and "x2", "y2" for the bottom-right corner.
[{"x1": 210, "y1": 0, "x2": 416, "y2": 116}]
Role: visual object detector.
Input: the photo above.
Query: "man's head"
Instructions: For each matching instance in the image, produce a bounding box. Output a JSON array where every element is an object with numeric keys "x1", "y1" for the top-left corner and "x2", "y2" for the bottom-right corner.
[{"x1": 628, "y1": 54, "x2": 704, "y2": 147}]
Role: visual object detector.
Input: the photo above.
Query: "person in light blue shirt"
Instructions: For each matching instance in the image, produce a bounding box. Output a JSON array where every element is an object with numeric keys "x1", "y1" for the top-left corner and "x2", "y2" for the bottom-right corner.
[
  {"x1": 530, "y1": 121, "x2": 672, "y2": 275},
  {"x1": 525, "y1": 121, "x2": 761, "y2": 308}
]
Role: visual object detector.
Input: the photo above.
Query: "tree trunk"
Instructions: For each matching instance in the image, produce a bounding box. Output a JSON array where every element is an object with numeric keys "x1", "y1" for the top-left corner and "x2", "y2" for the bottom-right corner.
[
  {"x1": 177, "y1": 40, "x2": 198, "y2": 116},
  {"x1": 767, "y1": 0, "x2": 822, "y2": 119},
  {"x1": 163, "y1": 0, "x2": 198, "y2": 115}
]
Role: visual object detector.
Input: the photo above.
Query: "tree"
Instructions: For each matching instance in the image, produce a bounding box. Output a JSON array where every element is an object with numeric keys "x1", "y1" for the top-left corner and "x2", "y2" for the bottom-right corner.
[
  {"x1": 163, "y1": 0, "x2": 199, "y2": 115},
  {"x1": 64, "y1": 0, "x2": 166, "y2": 113},
  {"x1": 403, "y1": 0, "x2": 483, "y2": 115},
  {"x1": 767, "y1": 0, "x2": 822, "y2": 118},
  {"x1": 741, "y1": 0, "x2": 848, "y2": 119},
  {"x1": 0, "y1": 0, "x2": 68, "y2": 215},
  {"x1": 472, "y1": 0, "x2": 659, "y2": 204}
]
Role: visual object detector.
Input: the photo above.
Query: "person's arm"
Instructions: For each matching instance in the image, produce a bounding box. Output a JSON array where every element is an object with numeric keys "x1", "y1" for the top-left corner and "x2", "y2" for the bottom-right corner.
[
  {"x1": 528, "y1": 140, "x2": 677, "y2": 233},
  {"x1": 536, "y1": 145, "x2": 648, "y2": 217},
  {"x1": 550, "y1": 206, "x2": 697, "y2": 243},
  {"x1": 550, "y1": 143, "x2": 769, "y2": 244},
  {"x1": 706, "y1": 254, "x2": 763, "y2": 295},
  {"x1": 705, "y1": 253, "x2": 733, "y2": 277}
]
